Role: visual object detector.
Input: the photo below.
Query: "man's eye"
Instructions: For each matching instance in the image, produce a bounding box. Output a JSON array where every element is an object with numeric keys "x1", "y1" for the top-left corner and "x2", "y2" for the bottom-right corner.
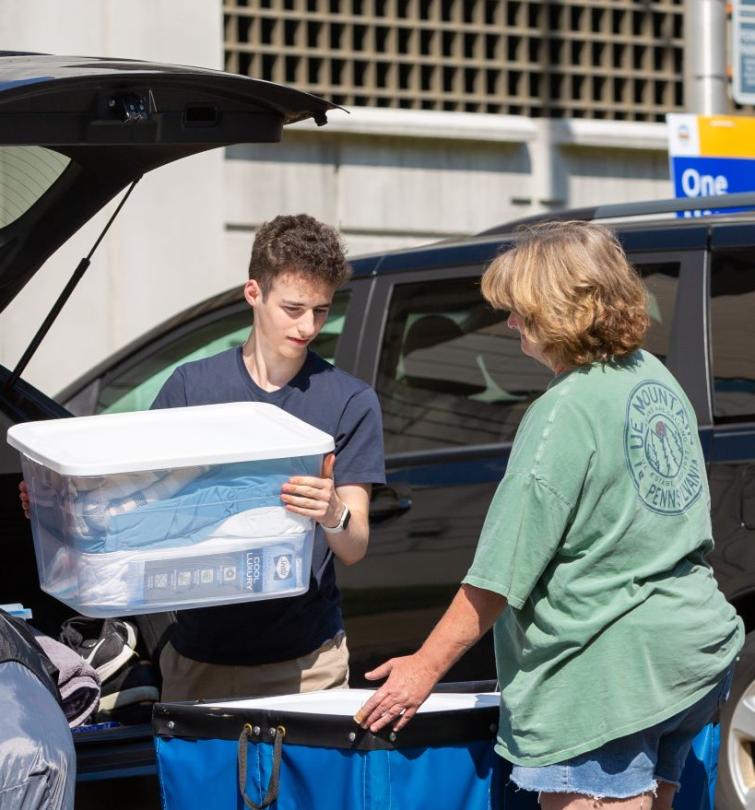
[{"x1": 284, "y1": 306, "x2": 302, "y2": 314}]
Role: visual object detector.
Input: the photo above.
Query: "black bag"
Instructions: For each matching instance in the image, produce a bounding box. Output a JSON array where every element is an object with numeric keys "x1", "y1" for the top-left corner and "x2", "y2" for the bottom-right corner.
[{"x1": 0, "y1": 608, "x2": 60, "y2": 703}]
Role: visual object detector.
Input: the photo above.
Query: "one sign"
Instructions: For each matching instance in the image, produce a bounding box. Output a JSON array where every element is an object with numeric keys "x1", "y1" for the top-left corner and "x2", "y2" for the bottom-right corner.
[
  {"x1": 667, "y1": 113, "x2": 755, "y2": 216},
  {"x1": 733, "y1": 0, "x2": 755, "y2": 106}
]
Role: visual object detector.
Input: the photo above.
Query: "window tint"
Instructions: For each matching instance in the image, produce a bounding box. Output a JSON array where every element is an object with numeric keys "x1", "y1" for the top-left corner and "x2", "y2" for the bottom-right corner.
[
  {"x1": 0, "y1": 146, "x2": 70, "y2": 228},
  {"x1": 377, "y1": 265, "x2": 678, "y2": 455},
  {"x1": 634, "y1": 262, "x2": 680, "y2": 363},
  {"x1": 711, "y1": 250, "x2": 755, "y2": 421},
  {"x1": 96, "y1": 291, "x2": 350, "y2": 414},
  {"x1": 376, "y1": 277, "x2": 552, "y2": 453}
]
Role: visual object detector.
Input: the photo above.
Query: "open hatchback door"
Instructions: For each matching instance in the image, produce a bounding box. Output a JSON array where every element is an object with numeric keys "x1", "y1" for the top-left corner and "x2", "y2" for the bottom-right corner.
[{"x1": 0, "y1": 52, "x2": 337, "y2": 314}]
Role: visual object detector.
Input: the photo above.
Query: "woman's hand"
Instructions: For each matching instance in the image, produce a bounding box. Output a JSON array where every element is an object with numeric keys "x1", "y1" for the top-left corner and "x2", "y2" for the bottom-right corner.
[
  {"x1": 18, "y1": 480, "x2": 30, "y2": 520},
  {"x1": 354, "y1": 585, "x2": 508, "y2": 734},
  {"x1": 353, "y1": 652, "x2": 438, "y2": 734},
  {"x1": 280, "y1": 453, "x2": 344, "y2": 528}
]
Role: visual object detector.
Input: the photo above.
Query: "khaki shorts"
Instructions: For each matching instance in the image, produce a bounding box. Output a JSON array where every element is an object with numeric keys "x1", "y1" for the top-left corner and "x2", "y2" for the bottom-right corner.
[{"x1": 159, "y1": 632, "x2": 349, "y2": 702}]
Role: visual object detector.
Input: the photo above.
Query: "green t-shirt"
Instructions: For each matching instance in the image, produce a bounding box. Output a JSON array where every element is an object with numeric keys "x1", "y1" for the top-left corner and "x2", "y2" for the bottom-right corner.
[{"x1": 463, "y1": 349, "x2": 743, "y2": 766}]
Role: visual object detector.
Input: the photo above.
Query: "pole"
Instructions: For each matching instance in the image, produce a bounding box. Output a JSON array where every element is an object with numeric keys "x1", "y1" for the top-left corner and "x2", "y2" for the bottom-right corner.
[{"x1": 684, "y1": 0, "x2": 728, "y2": 113}]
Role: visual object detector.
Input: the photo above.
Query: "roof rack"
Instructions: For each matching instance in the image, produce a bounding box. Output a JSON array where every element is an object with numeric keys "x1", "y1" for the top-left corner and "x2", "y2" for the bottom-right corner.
[{"x1": 478, "y1": 190, "x2": 755, "y2": 236}]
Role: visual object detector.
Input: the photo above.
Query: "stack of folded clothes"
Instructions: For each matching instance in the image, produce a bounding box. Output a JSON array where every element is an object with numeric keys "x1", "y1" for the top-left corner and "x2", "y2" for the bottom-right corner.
[
  {"x1": 33, "y1": 460, "x2": 313, "y2": 612},
  {"x1": 32, "y1": 628, "x2": 99, "y2": 728}
]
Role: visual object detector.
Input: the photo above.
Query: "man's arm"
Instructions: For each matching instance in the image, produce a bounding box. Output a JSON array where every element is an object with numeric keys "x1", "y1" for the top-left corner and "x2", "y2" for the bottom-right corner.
[
  {"x1": 280, "y1": 453, "x2": 372, "y2": 565},
  {"x1": 354, "y1": 584, "x2": 507, "y2": 733}
]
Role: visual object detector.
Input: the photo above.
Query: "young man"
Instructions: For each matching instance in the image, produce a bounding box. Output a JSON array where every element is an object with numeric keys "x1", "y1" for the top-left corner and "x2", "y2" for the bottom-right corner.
[{"x1": 152, "y1": 214, "x2": 385, "y2": 700}]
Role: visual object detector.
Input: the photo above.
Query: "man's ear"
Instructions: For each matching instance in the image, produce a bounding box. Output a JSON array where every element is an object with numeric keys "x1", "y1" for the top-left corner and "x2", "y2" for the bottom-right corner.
[{"x1": 244, "y1": 279, "x2": 262, "y2": 308}]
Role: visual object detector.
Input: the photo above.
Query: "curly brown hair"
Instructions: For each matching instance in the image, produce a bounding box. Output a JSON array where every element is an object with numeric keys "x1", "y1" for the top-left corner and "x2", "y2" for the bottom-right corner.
[
  {"x1": 481, "y1": 221, "x2": 650, "y2": 368},
  {"x1": 249, "y1": 214, "x2": 351, "y2": 296}
]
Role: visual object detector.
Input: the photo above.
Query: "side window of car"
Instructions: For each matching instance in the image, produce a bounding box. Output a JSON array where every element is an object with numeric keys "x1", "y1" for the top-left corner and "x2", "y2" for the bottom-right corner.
[
  {"x1": 632, "y1": 261, "x2": 680, "y2": 364},
  {"x1": 376, "y1": 276, "x2": 553, "y2": 454},
  {"x1": 710, "y1": 249, "x2": 755, "y2": 421},
  {"x1": 95, "y1": 291, "x2": 351, "y2": 414},
  {"x1": 376, "y1": 264, "x2": 679, "y2": 455}
]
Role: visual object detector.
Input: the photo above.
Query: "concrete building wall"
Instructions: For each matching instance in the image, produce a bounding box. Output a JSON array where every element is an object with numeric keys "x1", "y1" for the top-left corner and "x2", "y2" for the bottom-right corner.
[
  {"x1": 0, "y1": 0, "x2": 226, "y2": 396},
  {"x1": 224, "y1": 112, "x2": 670, "y2": 286},
  {"x1": 0, "y1": 3, "x2": 673, "y2": 398}
]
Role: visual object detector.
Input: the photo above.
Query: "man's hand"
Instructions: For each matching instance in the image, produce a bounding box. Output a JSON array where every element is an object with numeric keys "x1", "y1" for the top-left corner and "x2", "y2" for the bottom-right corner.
[
  {"x1": 280, "y1": 452, "x2": 344, "y2": 527},
  {"x1": 18, "y1": 481, "x2": 30, "y2": 520},
  {"x1": 353, "y1": 653, "x2": 439, "y2": 734},
  {"x1": 281, "y1": 453, "x2": 371, "y2": 565}
]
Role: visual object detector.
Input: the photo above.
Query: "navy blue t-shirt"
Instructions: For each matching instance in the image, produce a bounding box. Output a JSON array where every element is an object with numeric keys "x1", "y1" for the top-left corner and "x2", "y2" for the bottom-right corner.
[{"x1": 151, "y1": 347, "x2": 385, "y2": 665}]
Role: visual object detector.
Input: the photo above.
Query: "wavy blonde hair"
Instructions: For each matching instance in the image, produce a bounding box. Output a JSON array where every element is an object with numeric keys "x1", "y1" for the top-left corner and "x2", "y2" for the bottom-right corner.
[{"x1": 481, "y1": 220, "x2": 650, "y2": 368}]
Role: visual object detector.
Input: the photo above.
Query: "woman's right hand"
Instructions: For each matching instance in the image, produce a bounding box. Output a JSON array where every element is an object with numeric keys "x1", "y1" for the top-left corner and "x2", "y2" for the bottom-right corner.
[
  {"x1": 18, "y1": 480, "x2": 30, "y2": 520},
  {"x1": 353, "y1": 653, "x2": 438, "y2": 733}
]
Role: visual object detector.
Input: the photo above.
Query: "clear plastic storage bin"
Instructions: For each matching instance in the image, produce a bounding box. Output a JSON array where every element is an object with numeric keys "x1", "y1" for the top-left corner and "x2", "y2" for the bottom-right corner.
[{"x1": 7, "y1": 403, "x2": 334, "y2": 617}]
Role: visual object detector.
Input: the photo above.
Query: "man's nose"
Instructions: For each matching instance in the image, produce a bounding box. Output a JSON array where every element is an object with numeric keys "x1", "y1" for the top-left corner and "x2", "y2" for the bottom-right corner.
[{"x1": 298, "y1": 311, "x2": 316, "y2": 336}]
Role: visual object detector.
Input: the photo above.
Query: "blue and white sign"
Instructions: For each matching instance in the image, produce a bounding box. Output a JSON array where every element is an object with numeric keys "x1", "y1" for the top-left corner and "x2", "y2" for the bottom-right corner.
[{"x1": 667, "y1": 113, "x2": 755, "y2": 216}]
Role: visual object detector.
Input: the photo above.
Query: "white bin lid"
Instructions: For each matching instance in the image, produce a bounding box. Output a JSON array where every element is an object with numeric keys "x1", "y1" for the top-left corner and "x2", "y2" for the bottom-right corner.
[{"x1": 7, "y1": 402, "x2": 335, "y2": 476}]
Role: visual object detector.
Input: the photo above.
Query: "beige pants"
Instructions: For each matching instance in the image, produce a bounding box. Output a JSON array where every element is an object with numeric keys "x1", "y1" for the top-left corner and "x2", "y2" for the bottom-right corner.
[{"x1": 159, "y1": 632, "x2": 350, "y2": 702}]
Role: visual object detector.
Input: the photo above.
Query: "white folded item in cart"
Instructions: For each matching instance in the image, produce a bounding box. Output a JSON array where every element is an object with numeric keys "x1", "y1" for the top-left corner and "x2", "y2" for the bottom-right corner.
[{"x1": 201, "y1": 688, "x2": 501, "y2": 713}]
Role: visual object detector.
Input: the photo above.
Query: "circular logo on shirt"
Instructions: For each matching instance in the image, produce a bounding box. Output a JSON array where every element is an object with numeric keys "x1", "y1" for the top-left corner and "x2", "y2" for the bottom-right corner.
[{"x1": 623, "y1": 380, "x2": 702, "y2": 515}]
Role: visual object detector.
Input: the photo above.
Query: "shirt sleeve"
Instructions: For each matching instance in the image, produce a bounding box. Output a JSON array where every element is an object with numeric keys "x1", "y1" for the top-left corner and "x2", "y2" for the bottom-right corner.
[
  {"x1": 150, "y1": 367, "x2": 188, "y2": 409},
  {"x1": 463, "y1": 394, "x2": 594, "y2": 609},
  {"x1": 333, "y1": 387, "x2": 386, "y2": 487}
]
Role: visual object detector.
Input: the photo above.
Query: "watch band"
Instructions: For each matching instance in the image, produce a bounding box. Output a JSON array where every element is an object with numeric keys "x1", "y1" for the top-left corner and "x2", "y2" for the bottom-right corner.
[{"x1": 323, "y1": 503, "x2": 351, "y2": 534}]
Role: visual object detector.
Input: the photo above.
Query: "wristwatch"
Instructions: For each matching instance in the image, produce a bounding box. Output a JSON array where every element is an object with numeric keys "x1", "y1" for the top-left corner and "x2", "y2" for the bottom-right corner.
[{"x1": 323, "y1": 503, "x2": 351, "y2": 534}]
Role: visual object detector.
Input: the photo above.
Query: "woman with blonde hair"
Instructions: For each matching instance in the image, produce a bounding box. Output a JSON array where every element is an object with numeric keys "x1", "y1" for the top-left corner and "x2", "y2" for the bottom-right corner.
[{"x1": 356, "y1": 221, "x2": 743, "y2": 810}]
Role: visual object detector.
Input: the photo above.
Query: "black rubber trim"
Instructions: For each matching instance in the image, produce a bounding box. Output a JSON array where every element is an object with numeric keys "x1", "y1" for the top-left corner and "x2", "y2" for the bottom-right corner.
[
  {"x1": 73, "y1": 723, "x2": 156, "y2": 779},
  {"x1": 152, "y1": 701, "x2": 499, "y2": 751}
]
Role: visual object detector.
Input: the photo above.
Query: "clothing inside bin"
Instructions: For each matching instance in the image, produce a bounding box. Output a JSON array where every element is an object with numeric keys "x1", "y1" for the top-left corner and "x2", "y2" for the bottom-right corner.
[
  {"x1": 35, "y1": 456, "x2": 319, "y2": 553},
  {"x1": 40, "y1": 508, "x2": 310, "y2": 607}
]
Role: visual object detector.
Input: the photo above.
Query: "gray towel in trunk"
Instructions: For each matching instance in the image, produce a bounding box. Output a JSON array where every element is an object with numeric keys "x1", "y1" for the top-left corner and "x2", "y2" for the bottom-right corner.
[{"x1": 33, "y1": 631, "x2": 101, "y2": 727}]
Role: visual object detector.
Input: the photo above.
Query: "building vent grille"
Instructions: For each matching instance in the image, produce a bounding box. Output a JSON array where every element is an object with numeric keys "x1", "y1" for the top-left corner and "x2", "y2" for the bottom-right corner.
[{"x1": 224, "y1": 0, "x2": 686, "y2": 120}]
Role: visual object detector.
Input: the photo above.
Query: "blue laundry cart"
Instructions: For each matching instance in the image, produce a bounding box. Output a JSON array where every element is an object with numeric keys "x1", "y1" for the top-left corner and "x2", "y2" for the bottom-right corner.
[
  {"x1": 153, "y1": 689, "x2": 720, "y2": 810},
  {"x1": 153, "y1": 688, "x2": 502, "y2": 810}
]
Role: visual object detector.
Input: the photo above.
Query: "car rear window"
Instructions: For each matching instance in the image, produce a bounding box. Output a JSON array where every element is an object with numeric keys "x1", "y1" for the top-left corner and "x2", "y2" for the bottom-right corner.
[{"x1": 0, "y1": 146, "x2": 70, "y2": 229}]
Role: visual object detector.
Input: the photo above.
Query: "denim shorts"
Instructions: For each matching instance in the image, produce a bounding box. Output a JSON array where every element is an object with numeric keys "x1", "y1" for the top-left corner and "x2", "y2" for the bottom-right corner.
[{"x1": 509, "y1": 666, "x2": 734, "y2": 799}]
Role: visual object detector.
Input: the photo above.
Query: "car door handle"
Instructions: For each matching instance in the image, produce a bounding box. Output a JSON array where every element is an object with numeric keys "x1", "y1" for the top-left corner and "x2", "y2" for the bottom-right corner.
[{"x1": 369, "y1": 485, "x2": 413, "y2": 524}]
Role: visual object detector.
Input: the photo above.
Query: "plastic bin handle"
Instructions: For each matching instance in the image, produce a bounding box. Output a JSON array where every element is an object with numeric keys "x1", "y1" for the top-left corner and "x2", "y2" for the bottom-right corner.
[{"x1": 238, "y1": 723, "x2": 286, "y2": 810}]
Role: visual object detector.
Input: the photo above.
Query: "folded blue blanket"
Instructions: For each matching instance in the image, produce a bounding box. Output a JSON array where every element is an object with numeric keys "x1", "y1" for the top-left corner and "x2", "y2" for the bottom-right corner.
[{"x1": 37, "y1": 456, "x2": 319, "y2": 554}]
